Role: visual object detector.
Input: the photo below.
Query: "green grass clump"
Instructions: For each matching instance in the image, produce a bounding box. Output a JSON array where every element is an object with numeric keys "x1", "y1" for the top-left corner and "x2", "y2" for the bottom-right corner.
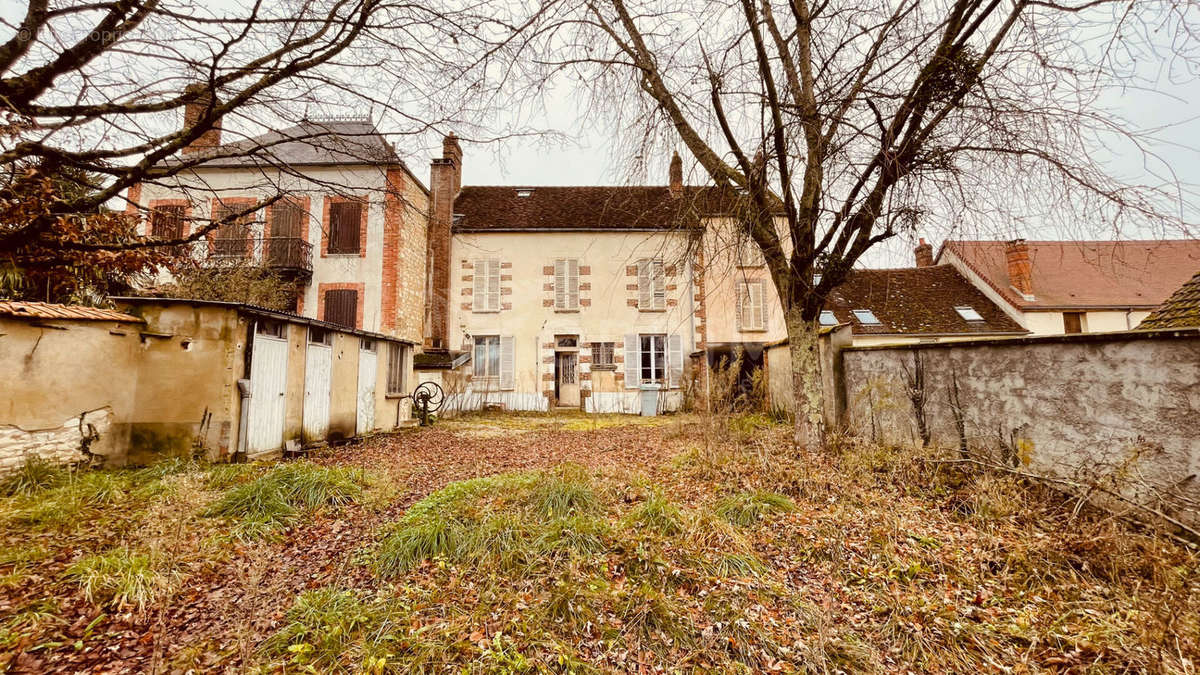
[
  {"x1": 263, "y1": 588, "x2": 373, "y2": 670},
  {"x1": 623, "y1": 493, "x2": 687, "y2": 536},
  {"x1": 66, "y1": 547, "x2": 178, "y2": 610},
  {"x1": 1, "y1": 456, "x2": 66, "y2": 496},
  {"x1": 202, "y1": 461, "x2": 365, "y2": 537},
  {"x1": 715, "y1": 491, "x2": 795, "y2": 527},
  {"x1": 524, "y1": 466, "x2": 599, "y2": 518}
]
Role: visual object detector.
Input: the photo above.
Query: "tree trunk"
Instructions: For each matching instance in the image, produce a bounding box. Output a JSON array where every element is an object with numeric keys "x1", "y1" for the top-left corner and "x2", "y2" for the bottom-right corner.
[{"x1": 786, "y1": 308, "x2": 824, "y2": 449}]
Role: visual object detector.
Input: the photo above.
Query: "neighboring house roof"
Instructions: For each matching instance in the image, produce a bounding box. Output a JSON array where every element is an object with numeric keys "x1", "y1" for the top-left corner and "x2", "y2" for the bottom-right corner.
[
  {"x1": 824, "y1": 265, "x2": 1026, "y2": 337},
  {"x1": 1137, "y1": 270, "x2": 1200, "y2": 329},
  {"x1": 414, "y1": 350, "x2": 470, "y2": 369},
  {"x1": 0, "y1": 301, "x2": 143, "y2": 323},
  {"x1": 938, "y1": 239, "x2": 1200, "y2": 310},
  {"x1": 453, "y1": 185, "x2": 754, "y2": 232},
  {"x1": 166, "y1": 119, "x2": 423, "y2": 187}
]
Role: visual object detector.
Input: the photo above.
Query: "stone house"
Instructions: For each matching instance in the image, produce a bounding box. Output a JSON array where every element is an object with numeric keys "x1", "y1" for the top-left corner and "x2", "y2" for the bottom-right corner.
[
  {"x1": 128, "y1": 106, "x2": 429, "y2": 342},
  {"x1": 935, "y1": 239, "x2": 1200, "y2": 335}
]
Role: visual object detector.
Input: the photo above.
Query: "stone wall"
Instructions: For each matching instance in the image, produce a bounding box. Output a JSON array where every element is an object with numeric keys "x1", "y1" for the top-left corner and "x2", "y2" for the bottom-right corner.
[{"x1": 839, "y1": 328, "x2": 1200, "y2": 527}]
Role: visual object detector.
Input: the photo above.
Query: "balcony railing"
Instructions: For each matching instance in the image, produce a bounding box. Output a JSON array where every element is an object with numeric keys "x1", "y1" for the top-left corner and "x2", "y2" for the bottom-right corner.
[{"x1": 207, "y1": 236, "x2": 313, "y2": 276}]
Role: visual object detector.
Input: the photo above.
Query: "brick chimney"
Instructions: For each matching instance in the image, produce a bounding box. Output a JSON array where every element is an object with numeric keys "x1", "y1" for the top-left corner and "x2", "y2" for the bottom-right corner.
[
  {"x1": 427, "y1": 133, "x2": 462, "y2": 350},
  {"x1": 669, "y1": 151, "x2": 682, "y2": 197},
  {"x1": 181, "y1": 83, "x2": 222, "y2": 155},
  {"x1": 1005, "y1": 238, "x2": 1034, "y2": 297},
  {"x1": 914, "y1": 238, "x2": 933, "y2": 267}
]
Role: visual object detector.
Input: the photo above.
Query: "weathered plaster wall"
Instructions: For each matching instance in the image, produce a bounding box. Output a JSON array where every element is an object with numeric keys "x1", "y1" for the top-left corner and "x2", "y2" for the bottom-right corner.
[
  {"x1": 127, "y1": 304, "x2": 243, "y2": 463},
  {"x1": 0, "y1": 319, "x2": 141, "y2": 468},
  {"x1": 841, "y1": 329, "x2": 1200, "y2": 526},
  {"x1": 328, "y1": 332, "x2": 359, "y2": 440}
]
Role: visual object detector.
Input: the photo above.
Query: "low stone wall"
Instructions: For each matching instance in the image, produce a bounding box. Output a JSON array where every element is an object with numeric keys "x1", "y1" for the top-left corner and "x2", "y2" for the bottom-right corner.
[{"x1": 839, "y1": 328, "x2": 1200, "y2": 528}]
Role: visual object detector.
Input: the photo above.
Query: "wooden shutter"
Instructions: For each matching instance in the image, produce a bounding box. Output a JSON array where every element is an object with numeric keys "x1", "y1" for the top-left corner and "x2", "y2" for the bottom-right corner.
[
  {"x1": 499, "y1": 335, "x2": 515, "y2": 390},
  {"x1": 329, "y1": 200, "x2": 362, "y2": 254},
  {"x1": 735, "y1": 282, "x2": 746, "y2": 330},
  {"x1": 211, "y1": 204, "x2": 249, "y2": 257},
  {"x1": 488, "y1": 260, "x2": 500, "y2": 311},
  {"x1": 474, "y1": 260, "x2": 487, "y2": 310},
  {"x1": 150, "y1": 205, "x2": 185, "y2": 239},
  {"x1": 752, "y1": 282, "x2": 766, "y2": 331},
  {"x1": 652, "y1": 260, "x2": 666, "y2": 310},
  {"x1": 555, "y1": 259, "x2": 567, "y2": 309},
  {"x1": 668, "y1": 334, "x2": 683, "y2": 389},
  {"x1": 624, "y1": 334, "x2": 639, "y2": 388},
  {"x1": 474, "y1": 260, "x2": 500, "y2": 311},
  {"x1": 637, "y1": 260, "x2": 651, "y2": 309},
  {"x1": 323, "y1": 289, "x2": 357, "y2": 328}
]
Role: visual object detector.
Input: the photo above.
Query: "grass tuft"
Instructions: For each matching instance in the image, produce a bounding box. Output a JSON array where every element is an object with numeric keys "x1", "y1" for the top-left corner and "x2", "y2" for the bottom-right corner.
[
  {"x1": 714, "y1": 490, "x2": 795, "y2": 527},
  {"x1": 202, "y1": 461, "x2": 365, "y2": 537},
  {"x1": 66, "y1": 547, "x2": 179, "y2": 610},
  {"x1": 263, "y1": 588, "x2": 373, "y2": 670},
  {"x1": 0, "y1": 456, "x2": 66, "y2": 496},
  {"x1": 623, "y1": 493, "x2": 687, "y2": 536}
]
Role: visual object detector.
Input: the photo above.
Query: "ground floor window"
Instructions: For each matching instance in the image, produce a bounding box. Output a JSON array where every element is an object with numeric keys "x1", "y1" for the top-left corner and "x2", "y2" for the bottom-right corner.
[
  {"x1": 640, "y1": 334, "x2": 666, "y2": 383},
  {"x1": 474, "y1": 335, "x2": 501, "y2": 379},
  {"x1": 386, "y1": 343, "x2": 408, "y2": 395},
  {"x1": 591, "y1": 341, "x2": 614, "y2": 368}
]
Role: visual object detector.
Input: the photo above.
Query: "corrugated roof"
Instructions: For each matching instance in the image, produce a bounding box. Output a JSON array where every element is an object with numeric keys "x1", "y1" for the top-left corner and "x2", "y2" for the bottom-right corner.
[
  {"x1": 0, "y1": 301, "x2": 143, "y2": 323},
  {"x1": 453, "y1": 185, "x2": 758, "y2": 232},
  {"x1": 939, "y1": 240, "x2": 1200, "y2": 310},
  {"x1": 1138, "y1": 270, "x2": 1200, "y2": 329},
  {"x1": 825, "y1": 265, "x2": 1026, "y2": 336}
]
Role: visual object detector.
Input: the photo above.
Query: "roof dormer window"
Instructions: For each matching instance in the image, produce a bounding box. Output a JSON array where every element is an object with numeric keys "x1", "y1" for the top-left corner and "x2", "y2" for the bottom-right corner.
[
  {"x1": 851, "y1": 309, "x2": 881, "y2": 325},
  {"x1": 516, "y1": 189, "x2": 533, "y2": 197},
  {"x1": 955, "y1": 306, "x2": 984, "y2": 321},
  {"x1": 819, "y1": 310, "x2": 837, "y2": 326}
]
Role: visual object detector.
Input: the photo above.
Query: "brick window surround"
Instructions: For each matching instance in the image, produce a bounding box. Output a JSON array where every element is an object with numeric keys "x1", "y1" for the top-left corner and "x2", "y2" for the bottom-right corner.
[
  {"x1": 208, "y1": 197, "x2": 257, "y2": 257},
  {"x1": 147, "y1": 199, "x2": 192, "y2": 239},
  {"x1": 317, "y1": 282, "x2": 365, "y2": 329},
  {"x1": 321, "y1": 195, "x2": 368, "y2": 257}
]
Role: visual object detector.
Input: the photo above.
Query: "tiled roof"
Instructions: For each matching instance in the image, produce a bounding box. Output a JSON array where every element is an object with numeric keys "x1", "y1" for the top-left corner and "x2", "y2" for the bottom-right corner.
[
  {"x1": 0, "y1": 301, "x2": 143, "y2": 323},
  {"x1": 939, "y1": 240, "x2": 1200, "y2": 310},
  {"x1": 169, "y1": 119, "x2": 404, "y2": 168},
  {"x1": 1138, "y1": 270, "x2": 1200, "y2": 329},
  {"x1": 453, "y1": 185, "x2": 755, "y2": 231},
  {"x1": 825, "y1": 265, "x2": 1026, "y2": 336}
]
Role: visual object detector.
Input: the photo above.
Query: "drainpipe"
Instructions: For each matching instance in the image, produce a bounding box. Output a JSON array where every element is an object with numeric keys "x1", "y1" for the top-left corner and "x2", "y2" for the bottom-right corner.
[{"x1": 236, "y1": 379, "x2": 251, "y2": 458}]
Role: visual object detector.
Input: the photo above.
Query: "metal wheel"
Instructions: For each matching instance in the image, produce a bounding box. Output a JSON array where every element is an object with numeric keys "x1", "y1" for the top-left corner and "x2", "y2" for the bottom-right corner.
[{"x1": 412, "y1": 381, "x2": 445, "y2": 415}]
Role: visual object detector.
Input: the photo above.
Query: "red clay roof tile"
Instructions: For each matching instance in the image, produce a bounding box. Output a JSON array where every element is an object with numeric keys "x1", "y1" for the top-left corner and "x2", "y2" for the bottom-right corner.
[{"x1": 0, "y1": 301, "x2": 142, "y2": 323}]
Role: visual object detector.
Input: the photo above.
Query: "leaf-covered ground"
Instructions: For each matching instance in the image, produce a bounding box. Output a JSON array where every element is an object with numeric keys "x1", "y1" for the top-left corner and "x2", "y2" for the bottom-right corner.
[{"x1": 0, "y1": 411, "x2": 1196, "y2": 673}]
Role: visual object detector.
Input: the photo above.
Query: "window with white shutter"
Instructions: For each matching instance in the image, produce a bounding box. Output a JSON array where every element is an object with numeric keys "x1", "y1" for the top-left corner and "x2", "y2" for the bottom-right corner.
[
  {"x1": 737, "y1": 240, "x2": 765, "y2": 267},
  {"x1": 473, "y1": 259, "x2": 501, "y2": 312},
  {"x1": 638, "y1": 258, "x2": 666, "y2": 311},
  {"x1": 555, "y1": 258, "x2": 580, "y2": 310},
  {"x1": 736, "y1": 281, "x2": 766, "y2": 331}
]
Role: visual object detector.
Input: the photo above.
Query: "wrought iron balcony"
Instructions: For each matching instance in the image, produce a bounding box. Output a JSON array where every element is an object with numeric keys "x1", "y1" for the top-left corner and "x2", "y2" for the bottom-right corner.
[{"x1": 206, "y1": 236, "x2": 313, "y2": 276}]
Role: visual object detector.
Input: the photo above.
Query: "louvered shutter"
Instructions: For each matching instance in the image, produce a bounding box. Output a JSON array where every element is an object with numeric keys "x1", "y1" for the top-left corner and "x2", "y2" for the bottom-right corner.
[
  {"x1": 624, "y1": 334, "x2": 639, "y2": 388},
  {"x1": 668, "y1": 334, "x2": 683, "y2": 389},
  {"x1": 652, "y1": 260, "x2": 666, "y2": 310},
  {"x1": 752, "y1": 282, "x2": 765, "y2": 331},
  {"x1": 488, "y1": 260, "x2": 501, "y2": 311},
  {"x1": 567, "y1": 259, "x2": 579, "y2": 309},
  {"x1": 474, "y1": 261, "x2": 487, "y2": 310},
  {"x1": 555, "y1": 259, "x2": 566, "y2": 309},
  {"x1": 499, "y1": 335, "x2": 514, "y2": 390},
  {"x1": 637, "y1": 260, "x2": 651, "y2": 309},
  {"x1": 735, "y1": 282, "x2": 745, "y2": 330}
]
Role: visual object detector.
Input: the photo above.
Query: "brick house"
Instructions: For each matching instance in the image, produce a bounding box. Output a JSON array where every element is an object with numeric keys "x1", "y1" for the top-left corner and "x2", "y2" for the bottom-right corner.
[{"x1": 130, "y1": 105, "x2": 429, "y2": 343}]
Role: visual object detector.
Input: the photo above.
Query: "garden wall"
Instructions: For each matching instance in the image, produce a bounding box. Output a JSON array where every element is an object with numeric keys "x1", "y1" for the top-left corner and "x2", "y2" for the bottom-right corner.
[{"x1": 838, "y1": 328, "x2": 1200, "y2": 528}]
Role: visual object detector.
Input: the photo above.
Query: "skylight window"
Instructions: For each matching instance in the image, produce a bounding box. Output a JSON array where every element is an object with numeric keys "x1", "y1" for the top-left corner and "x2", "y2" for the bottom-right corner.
[
  {"x1": 955, "y1": 306, "x2": 984, "y2": 321},
  {"x1": 851, "y1": 309, "x2": 881, "y2": 325},
  {"x1": 515, "y1": 189, "x2": 533, "y2": 197},
  {"x1": 819, "y1": 310, "x2": 837, "y2": 326}
]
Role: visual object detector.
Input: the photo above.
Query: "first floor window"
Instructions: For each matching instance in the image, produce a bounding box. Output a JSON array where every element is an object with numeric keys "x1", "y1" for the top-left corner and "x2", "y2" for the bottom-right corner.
[
  {"x1": 474, "y1": 259, "x2": 501, "y2": 311},
  {"x1": 386, "y1": 343, "x2": 408, "y2": 395},
  {"x1": 640, "y1": 334, "x2": 666, "y2": 383},
  {"x1": 323, "y1": 288, "x2": 358, "y2": 329},
  {"x1": 474, "y1": 335, "x2": 501, "y2": 379},
  {"x1": 736, "y1": 280, "x2": 766, "y2": 331},
  {"x1": 591, "y1": 341, "x2": 614, "y2": 367},
  {"x1": 150, "y1": 204, "x2": 186, "y2": 239},
  {"x1": 328, "y1": 198, "x2": 363, "y2": 254},
  {"x1": 211, "y1": 202, "x2": 253, "y2": 258}
]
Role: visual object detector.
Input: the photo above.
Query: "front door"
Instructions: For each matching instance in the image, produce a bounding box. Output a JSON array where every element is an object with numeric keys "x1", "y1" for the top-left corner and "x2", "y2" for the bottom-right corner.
[{"x1": 556, "y1": 352, "x2": 580, "y2": 407}]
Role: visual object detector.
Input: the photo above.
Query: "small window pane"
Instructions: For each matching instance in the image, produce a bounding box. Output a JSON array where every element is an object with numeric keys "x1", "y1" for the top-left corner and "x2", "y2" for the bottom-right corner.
[
  {"x1": 955, "y1": 306, "x2": 984, "y2": 321},
  {"x1": 851, "y1": 309, "x2": 881, "y2": 325},
  {"x1": 819, "y1": 310, "x2": 837, "y2": 326}
]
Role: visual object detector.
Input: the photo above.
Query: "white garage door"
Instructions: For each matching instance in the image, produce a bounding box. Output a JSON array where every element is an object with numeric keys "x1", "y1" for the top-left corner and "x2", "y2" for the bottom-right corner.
[
  {"x1": 356, "y1": 341, "x2": 377, "y2": 435},
  {"x1": 246, "y1": 326, "x2": 288, "y2": 455},
  {"x1": 303, "y1": 336, "x2": 332, "y2": 442}
]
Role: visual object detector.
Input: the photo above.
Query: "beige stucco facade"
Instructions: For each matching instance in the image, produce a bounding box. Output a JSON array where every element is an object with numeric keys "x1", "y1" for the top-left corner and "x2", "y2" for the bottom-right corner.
[{"x1": 441, "y1": 230, "x2": 701, "y2": 412}]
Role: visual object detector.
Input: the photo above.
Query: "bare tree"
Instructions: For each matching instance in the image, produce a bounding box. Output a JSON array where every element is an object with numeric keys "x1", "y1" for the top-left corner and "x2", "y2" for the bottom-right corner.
[
  {"x1": 0, "y1": 0, "x2": 543, "y2": 270},
  {"x1": 545, "y1": 0, "x2": 1198, "y2": 446}
]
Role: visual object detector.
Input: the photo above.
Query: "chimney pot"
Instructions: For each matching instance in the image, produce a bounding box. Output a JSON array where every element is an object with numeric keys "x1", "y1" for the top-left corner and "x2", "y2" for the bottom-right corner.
[
  {"x1": 669, "y1": 151, "x2": 683, "y2": 198},
  {"x1": 914, "y1": 237, "x2": 934, "y2": 267},
  {"x1": 1005, "y1": 238, "x2": 1034, "y2": 297},
  {"x1": 181, "y1": 83, "x2": 222, "y2": 155}
]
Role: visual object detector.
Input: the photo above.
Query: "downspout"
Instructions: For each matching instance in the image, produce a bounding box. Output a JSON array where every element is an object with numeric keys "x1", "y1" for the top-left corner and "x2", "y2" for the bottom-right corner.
[{"x1": 236, "y1": 379, "x2": 251, "y2": 458}]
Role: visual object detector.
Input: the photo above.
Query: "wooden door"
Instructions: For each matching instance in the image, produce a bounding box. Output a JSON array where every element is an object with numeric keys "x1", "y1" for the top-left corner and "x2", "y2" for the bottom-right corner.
[
  {"x1": 303, "y1": 342, "x2": 332, "y2": 442},
  {"x1": 556, "y1": 352, "x2": 580, "y2": 407},
  {"x1": 356, "y1": 345, "x2": 377, "y2": 435},
  {"x1": 246, "y1": 328, "x2": 288, "y2": 455}
]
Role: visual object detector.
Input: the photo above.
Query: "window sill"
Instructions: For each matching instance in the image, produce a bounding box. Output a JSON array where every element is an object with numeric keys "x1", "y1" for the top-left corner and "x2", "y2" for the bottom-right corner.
[
  {"x1": 472, "y1": 309, "x2": 502, "y2": 314},
  {"x1": 554, "y1": 308, "x2": 580, "y2": 313},
  {"x1": 591, "y1": 364, "x2": 617, "y2": 371},
  {"x1": 385, "y1": 393, "x2": 408, "y2": 399},
  {"x1": 638, "y1": 308, "x2": 667, "y2": 313},
  {"x1": 737, "y1": 328, "x2": 768, "y2": 333},
  {"x1": 325, "y1": 252, "x2": 363, "y2": 257}
]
